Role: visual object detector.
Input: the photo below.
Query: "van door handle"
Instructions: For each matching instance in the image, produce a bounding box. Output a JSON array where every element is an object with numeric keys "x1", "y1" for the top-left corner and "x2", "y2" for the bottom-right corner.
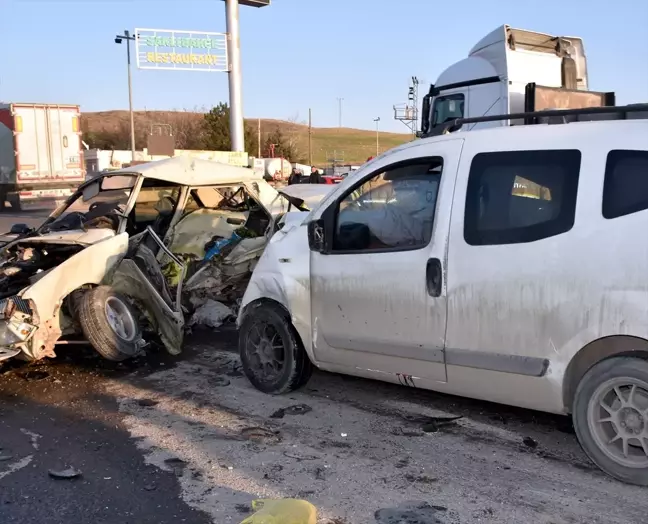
[{"x1": 426, "y1": 258, "x2": 442, "y2": 297}]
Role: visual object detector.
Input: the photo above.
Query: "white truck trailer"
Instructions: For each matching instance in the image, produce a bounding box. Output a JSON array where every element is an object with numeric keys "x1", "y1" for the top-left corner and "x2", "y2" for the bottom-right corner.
[{"x1": 0, "y1": 103, "x2": 85, "y2": 210}]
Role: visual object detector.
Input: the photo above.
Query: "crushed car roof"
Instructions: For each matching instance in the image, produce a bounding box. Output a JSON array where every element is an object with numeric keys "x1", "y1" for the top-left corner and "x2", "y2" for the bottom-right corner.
[{"x1": 111, "y1": 156, "x2": 263, "y2": 186}]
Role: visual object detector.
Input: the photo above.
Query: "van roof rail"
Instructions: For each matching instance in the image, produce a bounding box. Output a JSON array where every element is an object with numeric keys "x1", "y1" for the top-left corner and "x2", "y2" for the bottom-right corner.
[{"x1": 417, "y1": 103, "x2": 648, "y2": 138}]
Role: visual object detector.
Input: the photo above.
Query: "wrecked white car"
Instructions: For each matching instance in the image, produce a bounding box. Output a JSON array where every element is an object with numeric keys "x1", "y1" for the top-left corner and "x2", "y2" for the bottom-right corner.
[{"x1": 0, "y1": 156, "x2": 323, "y2": 364}]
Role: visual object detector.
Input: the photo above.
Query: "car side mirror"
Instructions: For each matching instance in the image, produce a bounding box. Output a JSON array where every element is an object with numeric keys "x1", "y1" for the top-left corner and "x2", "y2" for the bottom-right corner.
[
  {"x1": 307, "y1": 219, "x2": 325, "y2": 253},
  {"x1": 10, "y1": 223, "x2": 32, "y2": 235}
]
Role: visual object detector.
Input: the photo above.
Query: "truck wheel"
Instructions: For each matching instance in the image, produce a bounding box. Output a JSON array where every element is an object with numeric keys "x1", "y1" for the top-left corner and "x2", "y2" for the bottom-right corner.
[
  {"x1": 77, "y1": 286, "x2": 142, "y2": 362},
  {"x1": 239, "y1": 302, "x2": 313, "y2": 394},
  {"x1": 573, "y1": 356, "x2": 648, "y2": 486},
  {"x1": 7, "y1": 194, "x2": 21, "y2": 212}
]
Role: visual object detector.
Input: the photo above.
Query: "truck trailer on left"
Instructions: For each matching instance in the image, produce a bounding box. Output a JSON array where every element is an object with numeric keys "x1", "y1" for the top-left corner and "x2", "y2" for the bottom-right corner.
[{"x1": 0, "y1": 103, "x2": 85, "y2": 211}]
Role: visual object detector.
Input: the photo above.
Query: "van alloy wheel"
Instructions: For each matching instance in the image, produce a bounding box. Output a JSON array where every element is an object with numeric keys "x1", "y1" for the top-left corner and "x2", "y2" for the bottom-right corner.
[
  {"x1": 245, "y1": 321, "x2": 286, "y2": 382},
  {"x1": 573, "y1": 357, "x2": 648, "y2": 485},
  {"x1": 587, "y1": 378, "x2": 648, "y2": 468},
  {"x1": 239, "y1": 302, "x2": 313, "y2": 394}
]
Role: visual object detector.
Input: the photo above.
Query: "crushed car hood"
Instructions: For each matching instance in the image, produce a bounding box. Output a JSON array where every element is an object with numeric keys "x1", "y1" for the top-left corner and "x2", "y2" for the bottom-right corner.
[{"x1": 3, "y1": 229, "x2": 116, "y2": 248}]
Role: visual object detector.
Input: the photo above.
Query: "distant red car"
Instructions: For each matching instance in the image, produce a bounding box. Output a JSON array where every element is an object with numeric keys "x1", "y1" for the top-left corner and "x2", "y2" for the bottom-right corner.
[{"x1": 321, "y1": 175, "x2": 344, "y2": 184}]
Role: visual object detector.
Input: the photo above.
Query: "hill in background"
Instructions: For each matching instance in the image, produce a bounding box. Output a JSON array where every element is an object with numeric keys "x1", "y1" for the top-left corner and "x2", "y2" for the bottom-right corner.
[{"x1": 82, "y1": 110, "x2": 414, "y2": 166}]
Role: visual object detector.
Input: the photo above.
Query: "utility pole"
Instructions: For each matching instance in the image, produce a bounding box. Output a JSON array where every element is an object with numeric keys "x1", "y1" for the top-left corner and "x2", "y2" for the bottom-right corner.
[
  {"x1": 114, "y1": 30, "x2": 136, "y2": 162},
  {"x1": 373, "y1": 117, "x2": 380, "y2": 156},
  {"x1": 257, "y1": 118, "x2": 261, "y2": 158},
  {"x1": 308, "y1": 108, "x2": 312, "y2": 165},
  {"x1": 337, "y1": 97, "x2": 344, "y2": 128}
]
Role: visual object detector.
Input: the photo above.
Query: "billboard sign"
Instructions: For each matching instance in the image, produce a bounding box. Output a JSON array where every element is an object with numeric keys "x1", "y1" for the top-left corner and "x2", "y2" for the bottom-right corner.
[{"x1": 135, "y1": 28, "x2": 228, "y2": 72}]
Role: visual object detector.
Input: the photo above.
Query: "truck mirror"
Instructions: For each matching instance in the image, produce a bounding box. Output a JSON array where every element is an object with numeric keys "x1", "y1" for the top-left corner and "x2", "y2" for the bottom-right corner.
[{"x1": 10, "y1": 223, "x2": 32, "y2": 235}]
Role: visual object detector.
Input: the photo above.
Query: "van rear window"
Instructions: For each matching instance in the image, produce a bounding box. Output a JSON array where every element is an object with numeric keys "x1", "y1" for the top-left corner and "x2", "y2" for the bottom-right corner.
[
  {"x1": 464, "y1": 149, "x2": 581, "y2": 245},
  {"x1": 602, "y1": 150, "x2": 648, "y2": 219}
]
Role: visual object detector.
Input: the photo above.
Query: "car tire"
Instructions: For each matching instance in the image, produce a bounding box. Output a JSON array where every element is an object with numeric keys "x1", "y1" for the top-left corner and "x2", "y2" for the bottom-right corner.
[
  {"x1": 77, "y1": 286, "x2": 142, "y2": 362},
  {"x1": 573, "y1": 356, "x2": 648, "y2": 486},
  {"x1": 239, "y1": 302, "x2": 313, "y2": 394}
]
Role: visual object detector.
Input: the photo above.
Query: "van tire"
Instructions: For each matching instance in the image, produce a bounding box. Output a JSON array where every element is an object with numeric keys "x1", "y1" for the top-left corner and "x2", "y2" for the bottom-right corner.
[
  {"x1": 239, "y1": 302, "x2": 313, "y2": 394},
  {"x1": 573, "y1": 356, "x2": 648, "y2": 486},
  {"x1": 77, "y1": 286, "x2": 142, "y2": 362}
]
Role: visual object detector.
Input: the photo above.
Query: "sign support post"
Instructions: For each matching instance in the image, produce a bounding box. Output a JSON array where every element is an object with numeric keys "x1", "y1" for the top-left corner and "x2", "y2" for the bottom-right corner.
[{"x1": 225, "y1": 0, "x2": 244, "y2": 152}]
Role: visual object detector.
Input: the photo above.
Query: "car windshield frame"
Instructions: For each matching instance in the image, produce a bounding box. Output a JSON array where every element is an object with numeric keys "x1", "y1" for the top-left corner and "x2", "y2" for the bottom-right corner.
[{"x1": 37, "y1": 174, "x2": 139, "y2": 234}]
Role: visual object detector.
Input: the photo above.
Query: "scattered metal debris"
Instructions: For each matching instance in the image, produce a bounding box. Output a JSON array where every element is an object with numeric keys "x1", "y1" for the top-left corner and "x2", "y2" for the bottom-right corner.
[
  {"x1": 212, "y1": 376, "x2": 231, "y2": 387},
  {"x1": 282, "y1": 451, "x2": 320, "y2": 462},
  {"x1": 420, "y1": 415, "x2": 463, "y2": 433},
  {"x1": 0, "y1": 453, "x2": 14, "y2": 462},
  {"x1": 270, "y1": 403, "x2": 313, "y2": 419},
  {"x1": 48, "y1": 467, "x2": 82, "y2": 480}
]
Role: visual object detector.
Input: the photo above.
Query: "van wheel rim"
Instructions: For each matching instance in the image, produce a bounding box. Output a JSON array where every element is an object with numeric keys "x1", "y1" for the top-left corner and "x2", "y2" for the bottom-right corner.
[
  {"x1": 245, "y1": 322, "x2": 285, "y2": 382},
  {"x1": 587, "y1": 377, "x2": 648, "y2": 468},
  {"x1": 104, "y1": 297, "x2": 137, "y2": 342}
]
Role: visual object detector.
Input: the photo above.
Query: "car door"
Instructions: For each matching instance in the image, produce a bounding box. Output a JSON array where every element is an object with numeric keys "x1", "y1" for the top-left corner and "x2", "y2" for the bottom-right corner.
[{"x1": 309, "y1": 139, "x2": 464, "y2": 382}]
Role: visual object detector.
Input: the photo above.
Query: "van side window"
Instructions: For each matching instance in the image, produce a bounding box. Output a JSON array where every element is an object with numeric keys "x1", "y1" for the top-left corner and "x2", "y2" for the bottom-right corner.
[
  {"x1": 602, "y1": 150, "x2": 648, "y2": 219},
  {"x1": 432, "y1": 94, "x2": 465, "y2": 126},
  {"x1": 333, "y1": 158, "x2": 443, "y2": 252},
  {"x1": 464, "y1": 150, "x2": 581, "y2": 245}
]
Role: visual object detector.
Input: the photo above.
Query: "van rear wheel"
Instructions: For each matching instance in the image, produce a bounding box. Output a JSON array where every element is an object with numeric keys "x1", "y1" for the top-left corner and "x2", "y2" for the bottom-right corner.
[
  {"x1": 573, "y1": 356, "x2": 648, "y2": 486},
  {"x1": 239, "y1": 302, "x2": 312, "y2": 394}
]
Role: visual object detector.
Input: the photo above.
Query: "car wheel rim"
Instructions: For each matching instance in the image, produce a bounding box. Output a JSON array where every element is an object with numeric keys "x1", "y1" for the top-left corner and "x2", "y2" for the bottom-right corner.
[
  {"x1": 587, "y1": 376, "x2": 648, "y2": 469},
  {"x1": 104, "y1": 297, "x2": 137, "y2": 342},
  {"x1": 245, "y1": 321, "x2": 285, "y2": 382}
]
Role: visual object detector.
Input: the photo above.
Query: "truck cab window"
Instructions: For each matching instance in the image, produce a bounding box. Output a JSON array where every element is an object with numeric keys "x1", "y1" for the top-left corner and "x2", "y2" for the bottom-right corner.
[
  {"x1": 432, "y1": 94, "x2": 465, "y2": 126},
  {"x1": 333, "y1": 159, "x2": 443, "y2": 252}
]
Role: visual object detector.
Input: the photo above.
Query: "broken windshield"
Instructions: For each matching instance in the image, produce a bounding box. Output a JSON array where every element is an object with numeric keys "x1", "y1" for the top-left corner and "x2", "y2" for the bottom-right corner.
[{"x1": 40, "y1": 175, "x2": 137, "y2": 233}]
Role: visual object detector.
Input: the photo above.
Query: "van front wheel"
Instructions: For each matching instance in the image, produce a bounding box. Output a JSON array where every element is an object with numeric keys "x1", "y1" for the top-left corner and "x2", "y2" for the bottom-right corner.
[
  {"x1": 573, "y1": 356, "x2": 648, "y2": 486},
  {"x1": 239, "y1": 303, "x2": 312, "y2": 394}
]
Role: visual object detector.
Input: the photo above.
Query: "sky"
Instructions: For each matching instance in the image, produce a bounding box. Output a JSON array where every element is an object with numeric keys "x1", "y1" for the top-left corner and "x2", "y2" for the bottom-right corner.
[{"x1": 1, "y1": 0, "x2": 647, "y2": 132}]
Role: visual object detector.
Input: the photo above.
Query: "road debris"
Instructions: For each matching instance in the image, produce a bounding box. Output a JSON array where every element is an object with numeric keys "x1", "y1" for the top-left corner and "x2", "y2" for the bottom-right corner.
[
  {"x1": 523, "y1": 436, "x2": 539, "y2": 449},
  {"x1": 189, "y1": 300, "x2": 234, "y2": 329},
  {"x1": 19, "y1": 428, "x2": 41, "y2": 450},
  {"x1": 164, "y1": 457, "x2": 188, "y2": 477},
  {"x1": 269, "y1": 403, "x2": 313, "y2": 419},
  {"x1": 0, "y1": 453, "x2": 14, "y2": 461},
  {"x1": 240, "y1": 498, "x2": 317, "y2": 524},
  {"x1": 48, "y1": 467, "x2": 82, "y2": 480},
  {"x1": 137, "y1": 398, "x2": 159, "y2": 407},
  {"x1": 18, "y1": 370, "x2": 50, "y2": 381},
  {"x1": 374, "y1": 501, "x2": 450, "y2": 524},
  {"x1": 240, "y1": 427, "x2": 281, "y2": 444},
  {"x1": 420, "y1": 415, "x2": 463, "y2": 433}
]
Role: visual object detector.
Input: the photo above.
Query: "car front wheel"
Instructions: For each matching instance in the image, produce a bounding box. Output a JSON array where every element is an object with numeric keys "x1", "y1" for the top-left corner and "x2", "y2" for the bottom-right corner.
[
  {"x1": 239, "y1": 302, "x2": 312, "y2": 394},
  {"x1": 573, "y1": 356, "x2": 648, "y2": 486}
]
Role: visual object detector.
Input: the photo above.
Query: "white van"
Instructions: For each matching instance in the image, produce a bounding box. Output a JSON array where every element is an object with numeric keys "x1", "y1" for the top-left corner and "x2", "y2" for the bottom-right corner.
[{"x1": 237, "y1": 108, "x2": 648, "y2": 485}]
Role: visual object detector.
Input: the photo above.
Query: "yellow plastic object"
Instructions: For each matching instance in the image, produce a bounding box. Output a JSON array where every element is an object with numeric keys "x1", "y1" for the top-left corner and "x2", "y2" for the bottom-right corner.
[{"x1": 240, "y1": 499, "x2": 317, "y2": 524}]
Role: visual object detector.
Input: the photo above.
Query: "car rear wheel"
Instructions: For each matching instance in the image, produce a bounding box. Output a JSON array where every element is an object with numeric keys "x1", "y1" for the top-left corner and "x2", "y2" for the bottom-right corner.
[
  {"x1": 77, "y1": 286, "x2": 142, "y2": 362},
  {"x1": 239, "y1": 302, "x2": 312, "y2": 394},
  {"x1": 573, "y1": 356, "x2": 648, "y2": 485}
]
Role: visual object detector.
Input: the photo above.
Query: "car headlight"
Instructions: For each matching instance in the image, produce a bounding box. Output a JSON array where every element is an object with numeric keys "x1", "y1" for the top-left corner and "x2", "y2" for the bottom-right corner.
[{"x1": 0, "y1": 320, "x2": 35, "y2": 346}]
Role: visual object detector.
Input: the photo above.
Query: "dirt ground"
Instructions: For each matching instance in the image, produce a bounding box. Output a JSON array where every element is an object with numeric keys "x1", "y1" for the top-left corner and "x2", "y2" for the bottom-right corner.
[{"x1": 99, "y1": 330, "x2": 648, "y2": 524}]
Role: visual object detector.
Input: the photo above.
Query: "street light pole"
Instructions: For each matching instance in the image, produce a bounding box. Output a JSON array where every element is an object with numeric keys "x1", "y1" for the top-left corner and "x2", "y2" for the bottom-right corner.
[
  {"x1": 115, "y1": 30, "x2": 136, "y2": 162},
  {"x1": 337, "y1": 97, "x2": 344, "y2": 128},
  {"x1": 374, "y1": 117, "x2": 380, "y2": 156}
]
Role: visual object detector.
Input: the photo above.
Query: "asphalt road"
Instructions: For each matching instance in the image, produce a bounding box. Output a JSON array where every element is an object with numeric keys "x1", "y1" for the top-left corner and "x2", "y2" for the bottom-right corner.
[
  {"x1": 0, "y1": 342, "x2": 212, "y2": 524},
  {"x1": 2, "y1": 329, "x2": 647, "y2": 523},
  {"x1": 0, "y1": 210, "x2": 50, "y2": 237}
]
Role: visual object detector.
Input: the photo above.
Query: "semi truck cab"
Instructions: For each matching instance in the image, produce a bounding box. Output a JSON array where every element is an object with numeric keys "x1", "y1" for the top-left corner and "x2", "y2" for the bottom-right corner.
[{"x1": 420, "y1": 25, "x2": 616, "y2": 136}]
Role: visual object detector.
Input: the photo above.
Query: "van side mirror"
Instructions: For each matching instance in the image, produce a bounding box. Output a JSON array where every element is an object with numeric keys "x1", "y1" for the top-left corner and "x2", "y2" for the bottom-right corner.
[
  {"x1": 10, "y1": 223, "x2": 32, "y2": 235},
  {"x1": 307, "y1": 219, "x2": 325, "y2": 253}
]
